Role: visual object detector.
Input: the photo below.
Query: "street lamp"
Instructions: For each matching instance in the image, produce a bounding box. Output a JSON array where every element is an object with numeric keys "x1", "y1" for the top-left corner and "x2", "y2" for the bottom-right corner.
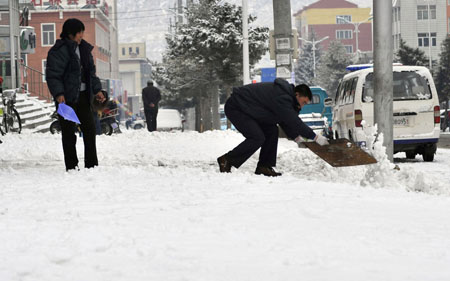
[
  {"x1": 298, "y1": 36, "x2": 329, "y2": 78},
  {"x1": 336, "y1": 16, "x2": 372, "y2": 61}
]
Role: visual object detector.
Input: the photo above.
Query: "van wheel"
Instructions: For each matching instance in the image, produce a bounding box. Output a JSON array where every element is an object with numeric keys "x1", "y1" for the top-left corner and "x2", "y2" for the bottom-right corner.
[
  {"x1": 422, "y1": 144, "x2": 437, "y2": 162},
  {"x1": 134, "y1": 124, "x2": 143, "y2": 130},
  {"x1": 405, "y1": 151, "x2": 416, "y2": 159}
]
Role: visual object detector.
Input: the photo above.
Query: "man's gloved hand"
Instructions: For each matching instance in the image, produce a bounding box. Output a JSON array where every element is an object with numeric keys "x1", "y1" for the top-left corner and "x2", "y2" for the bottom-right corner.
[{"x1": 314, "y1": 134, "x2": 330, "y2": 146}]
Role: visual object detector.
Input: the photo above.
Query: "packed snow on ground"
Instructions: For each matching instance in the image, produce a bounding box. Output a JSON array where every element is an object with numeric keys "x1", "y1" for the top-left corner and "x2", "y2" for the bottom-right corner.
[{"x1": 1, "y1": 129, "x2": 450, "y2": 281}]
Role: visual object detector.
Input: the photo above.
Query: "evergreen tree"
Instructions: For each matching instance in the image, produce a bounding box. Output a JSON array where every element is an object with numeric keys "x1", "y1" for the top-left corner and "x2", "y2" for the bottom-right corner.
[
  {"x1": 294, "y1": 31, "x2": 321, "y2": 86},
  {"x1": 159, "y1": 0, "x2": 268, "y2": 131},
  {"x1": 315, "y1": 40, "x2": 352, "y2": 99},
  {"x1": 436, "y1": 35, "x2": 450, "y2": 129},
  {"x1": 396, "y1": 39, "x2": 429, "y2": 66}
]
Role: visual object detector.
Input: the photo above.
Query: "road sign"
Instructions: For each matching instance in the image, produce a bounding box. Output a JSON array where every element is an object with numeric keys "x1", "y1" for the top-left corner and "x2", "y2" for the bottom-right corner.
[
  {"x1": 276, "y1": 54, "x2": 290, "y2": 66},
  {"x1": 276, "y1": 67, "x2": 291, "y2": 78}
]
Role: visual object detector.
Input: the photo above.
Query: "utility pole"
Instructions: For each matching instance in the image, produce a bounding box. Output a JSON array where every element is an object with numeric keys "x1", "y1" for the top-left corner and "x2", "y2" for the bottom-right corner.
[
  {"x1": 373, "y1": 0, "x2": 393, "y2": 162},
  {"x1": 427, "y1": 0, "x2": 432, "y2": 69},
  {"x1": 273, "y1": 0, "x2": 293, "y2": 81},
  {"x1": 336, "y1": 16, "x2": 372, "y2": 62},
  {"x1": 177, "y1": 0, "x2": 183, "y2": 25},
  {"x1": 9, "y1": 0, "x2": 17, "y2": 89},
  {"x1": 242, "y1": 0, "x2": 250, "y2": 85}
]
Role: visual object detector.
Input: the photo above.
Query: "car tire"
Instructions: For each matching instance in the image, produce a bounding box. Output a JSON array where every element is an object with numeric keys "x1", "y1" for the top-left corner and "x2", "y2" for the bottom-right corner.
[
  {"x1": 422, "y1": 144, "x2": 436, "y2": 162},
  {"x1": 50, "y1": 121, "x2": 61, "y2": 134},
  {"x1": 102, "y1": 123, "x2": 113, "y2": 136},
  {"x1": 134, "y1": 124, "x2": 143, "y2": 130},
  {"x1": 406, "y1": 151, "x2": 416, "y2": 159}
]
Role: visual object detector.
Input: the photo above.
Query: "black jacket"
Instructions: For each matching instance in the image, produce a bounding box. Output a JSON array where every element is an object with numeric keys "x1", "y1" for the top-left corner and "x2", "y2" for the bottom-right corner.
[
  {"x1": 142, "y1": 85, "x2": 161, "y2": 110},
  {"x1": 229, "y1": 78, "x2": 316, "y2": 140},
  {"x1": 46, "y1": 38, "x2": 102, "y2": 104}
]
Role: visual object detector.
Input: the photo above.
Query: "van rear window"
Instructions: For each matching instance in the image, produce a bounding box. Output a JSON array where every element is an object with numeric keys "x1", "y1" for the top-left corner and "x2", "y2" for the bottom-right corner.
[{"x1": 362, "y1": 71, "x2": 432, "y2": 102}]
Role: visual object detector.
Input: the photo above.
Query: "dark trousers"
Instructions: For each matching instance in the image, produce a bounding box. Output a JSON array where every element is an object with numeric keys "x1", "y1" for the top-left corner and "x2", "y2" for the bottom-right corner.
[
  {"x1": 58, "y1": 92, "x2": 98, "y2": 170},
  {"x1": 145, "y1": 108, "x2": 158, "y2": 132},
  {"x1": 224, "y1": 100, "x2": 278, "y2": 168}
]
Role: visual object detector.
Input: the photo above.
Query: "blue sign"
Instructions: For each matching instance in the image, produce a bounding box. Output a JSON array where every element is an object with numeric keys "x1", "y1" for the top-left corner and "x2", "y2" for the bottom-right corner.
[{"x1": 261, "y1": 68, "x2": 276, "y2": 82}]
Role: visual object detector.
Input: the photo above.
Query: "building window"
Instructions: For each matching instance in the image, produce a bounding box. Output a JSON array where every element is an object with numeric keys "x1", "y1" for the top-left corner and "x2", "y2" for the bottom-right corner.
[
  {"x1": 344, "y1": 45, "x2": 353, "y2": 54},
  {"x1": 122, "y1": 48, "x2": 125, "y2": 55},
  {"x1": 418, "y1": 33, "x2": 437, "y2": 47},
  {"x1": 129, "y1": 47, "x2": 132, "y2": 54},
  {"x1": 41, "y1": 23, "x2": 55, "y2": 46},
  {"x1": 417, "y1": 5, "x2": 436, "y2": 20},
  {"x1": 336, "y1": 30, "x2": 352, "y2": 39},
  {"x1": 42, "y1": 60, "x2": 47, "y2": 82},
  {"x1": 136, "y1": 47, "x2": 139, "y2": 55},
  {"x1": 336, "y1": 15, "x2": 351, "y2": 24}
]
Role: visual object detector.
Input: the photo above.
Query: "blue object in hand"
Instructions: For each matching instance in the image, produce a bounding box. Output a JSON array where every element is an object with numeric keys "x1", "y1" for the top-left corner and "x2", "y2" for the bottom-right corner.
[{"x1": 57, "y1": 103, "x2": 80, "y2": 124}]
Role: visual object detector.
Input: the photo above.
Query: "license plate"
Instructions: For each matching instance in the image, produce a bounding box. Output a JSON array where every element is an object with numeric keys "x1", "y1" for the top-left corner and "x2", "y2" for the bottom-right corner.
[{"x1": 393, "y1": 116, "x2": 410, "y2": 127}]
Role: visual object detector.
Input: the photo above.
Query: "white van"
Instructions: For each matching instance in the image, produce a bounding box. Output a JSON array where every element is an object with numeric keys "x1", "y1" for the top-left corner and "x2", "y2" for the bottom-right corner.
[{"x1": 332, "y1": 65, "x2": 440, "y2": 161}]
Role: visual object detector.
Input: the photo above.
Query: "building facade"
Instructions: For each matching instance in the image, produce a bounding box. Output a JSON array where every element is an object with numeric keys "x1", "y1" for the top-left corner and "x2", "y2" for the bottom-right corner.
[
  {"x1": 294, "y1": 0, "x2": 372, "y2": 57},
  {"x1": 393, "y1": 0, "x2": 447, "y2": 67},
  {"x1": 1, "y1": 0, "x2": 119, "y2": 100},
  {"x1": 119, "y1": 42, "x2": 151, "y2": 102}
]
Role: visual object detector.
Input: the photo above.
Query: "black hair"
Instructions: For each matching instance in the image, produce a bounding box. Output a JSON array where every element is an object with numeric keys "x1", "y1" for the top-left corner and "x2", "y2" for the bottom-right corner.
[
  {"x1": 60, "y1": 18, "x2": 85, "y2": 39},
  {"x1": 294, "y1": 84, "x2": 312, "y2": 100},
  {"x1": 147, "y1": 81, "x2": 154, "y2": 86}
]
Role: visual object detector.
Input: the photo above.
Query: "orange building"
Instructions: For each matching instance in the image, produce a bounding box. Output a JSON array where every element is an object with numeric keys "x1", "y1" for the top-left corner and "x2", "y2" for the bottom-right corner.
[{"x1": 294, "y1": 0, "x2": 372, "y2": 57}]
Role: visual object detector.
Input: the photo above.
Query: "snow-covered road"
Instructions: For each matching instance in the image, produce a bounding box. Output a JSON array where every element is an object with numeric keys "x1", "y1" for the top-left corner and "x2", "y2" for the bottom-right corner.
[{"x1": 1, "y1": 130, "x2": 450, "y2": 281}]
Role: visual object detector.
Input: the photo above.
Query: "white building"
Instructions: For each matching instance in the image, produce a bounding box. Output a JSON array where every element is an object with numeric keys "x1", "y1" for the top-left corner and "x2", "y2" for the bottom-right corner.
[
  {"x1": 119, "y1": 42, "x2": 152, "y2": 102},
  {"x1": 392, "y1": 0, "x2": 447, "y2": 67}
]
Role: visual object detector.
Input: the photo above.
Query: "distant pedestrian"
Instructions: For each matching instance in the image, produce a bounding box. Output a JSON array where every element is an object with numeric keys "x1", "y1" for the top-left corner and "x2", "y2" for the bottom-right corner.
[
  {"x1": 142, "y1": 81, "x2": 161, "y2": 132},
  {"x1": 217, "y1": 79, "x2": 329, "y2": 177},
  {"x1": 46, "y1": 18, "x2": 105, "y2": 171}
]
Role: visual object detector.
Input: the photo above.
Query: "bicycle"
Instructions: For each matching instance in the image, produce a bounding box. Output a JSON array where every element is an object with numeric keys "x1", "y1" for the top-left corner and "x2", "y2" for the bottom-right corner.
[{"x1": 0, "y1": 89, "x2": 22, "y2": 135}]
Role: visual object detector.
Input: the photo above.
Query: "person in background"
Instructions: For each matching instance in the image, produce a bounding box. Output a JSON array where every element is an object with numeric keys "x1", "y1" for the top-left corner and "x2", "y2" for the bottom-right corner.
[
  {"x1": 46, "y1": 18, "x2": 105, "y2": 171},
  {"x1": 217, "y1": 79, "x2": 329, "y2": 177},
  {"x1": 142, "y1": 81, "x2": 161, "y2": 132}
]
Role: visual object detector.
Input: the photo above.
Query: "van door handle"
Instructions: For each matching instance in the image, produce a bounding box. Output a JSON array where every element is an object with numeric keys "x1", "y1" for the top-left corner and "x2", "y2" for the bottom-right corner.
[{"x1": 393, "y1": 112, "x2": 417, "y2": 116}]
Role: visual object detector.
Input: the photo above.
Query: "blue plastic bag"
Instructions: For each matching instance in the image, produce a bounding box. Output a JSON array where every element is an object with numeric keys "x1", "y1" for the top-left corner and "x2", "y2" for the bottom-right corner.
[{"x1": 57, "y1": 103, "x2": 80, "y2": 124}]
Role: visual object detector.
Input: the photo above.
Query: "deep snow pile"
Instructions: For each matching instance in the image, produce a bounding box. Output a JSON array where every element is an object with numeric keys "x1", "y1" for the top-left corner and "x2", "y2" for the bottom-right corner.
[{"x1": 1, "y1": 130, "x2": 450, "y2": 281}]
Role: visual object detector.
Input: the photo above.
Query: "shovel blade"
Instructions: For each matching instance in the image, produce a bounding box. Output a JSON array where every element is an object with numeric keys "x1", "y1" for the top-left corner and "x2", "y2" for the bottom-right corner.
[{"x1": 304, "y1": 138, "x2": 377, "y2": 167}]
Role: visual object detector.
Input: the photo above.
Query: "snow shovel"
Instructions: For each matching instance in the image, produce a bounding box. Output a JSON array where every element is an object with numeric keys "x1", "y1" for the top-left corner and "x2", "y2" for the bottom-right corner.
[
  {"x1": 57, "y1": 103, "x2": 80, "y2": 124},
  {"x1": 304, "y1": 138, "x2": 377, "y2": 167}
]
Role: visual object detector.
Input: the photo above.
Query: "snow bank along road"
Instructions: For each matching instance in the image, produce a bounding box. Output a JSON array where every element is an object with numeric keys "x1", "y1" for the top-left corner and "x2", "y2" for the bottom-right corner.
[{"x1": 1, "y1": 130, "x2": 450, "y2": 281}]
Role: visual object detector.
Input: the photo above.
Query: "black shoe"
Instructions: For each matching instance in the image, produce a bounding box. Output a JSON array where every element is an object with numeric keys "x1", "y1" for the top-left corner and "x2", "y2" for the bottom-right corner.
[
  {"x1": 217, "y1": 154, "x2": 232, "y2": 173},
  {"x1": 255, "y1": 166, "x2": 282, "y2": 177}
]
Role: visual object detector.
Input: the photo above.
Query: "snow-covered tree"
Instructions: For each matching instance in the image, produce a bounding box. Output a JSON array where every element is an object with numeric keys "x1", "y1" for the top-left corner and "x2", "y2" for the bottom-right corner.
[
  {"x1": 160, "y1": 0, "x2": 268, "y2": 131},
  {"x1": 294, "y1": 31, "x2": 322, "y2": 86},
  {"x1": 435, "y1": 35, "x2": 450, "y2": 129},
  {"x1": 315, "y1": 40, "x2": 352, "y2": 98},
  {"x1": 396, "y1": 39, "x2": 429, "y2": 66}
]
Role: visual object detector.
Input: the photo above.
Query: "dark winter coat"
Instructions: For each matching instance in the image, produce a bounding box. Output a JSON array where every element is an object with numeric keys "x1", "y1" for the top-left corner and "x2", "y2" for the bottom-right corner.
[
  {"x1": 142, "y1": 85, "x2": 161, "y2": 110},
  {"x1": 228, "y1": 78, "x2": 316, "y2": 140},
  {"x1": 46, "y1": 38, "x2": 102, "y2": 104}
]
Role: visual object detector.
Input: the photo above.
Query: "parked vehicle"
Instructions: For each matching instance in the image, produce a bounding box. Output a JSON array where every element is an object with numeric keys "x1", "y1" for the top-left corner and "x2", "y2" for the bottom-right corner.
[
  {"x1": 157, "y1": 109, "x2": 185, "y2": 132},
  {"x1": 0, "y1": 89, "x2": 21, "y2": 135},
  {"x1": 332, "y1": 65, "x2": 440, "y2": 161},
  {"x1": 296, "y1": 113, "x2": 330, "y2": 144},
  {"x1": 301, "y1": 86, "x2": 333, "y2": 133},
  {"x1": 50, "y1": 104, "x2": 120, "y2": 136},
  {"x1": 125, "y1": 115, "x2": 146, "y2": 130}
]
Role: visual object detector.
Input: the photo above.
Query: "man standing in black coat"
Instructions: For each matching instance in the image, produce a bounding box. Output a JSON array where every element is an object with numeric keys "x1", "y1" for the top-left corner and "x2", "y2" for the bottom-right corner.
[
  {"x1": 46, "y1": 18, "x2": 105, "y2": 171},
  {"x1": 217, "y1": 78, "x2": 329, "y2": 177},
  {"x1": 142, "y1": 81, "x2": 161, "y2": 132}
]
